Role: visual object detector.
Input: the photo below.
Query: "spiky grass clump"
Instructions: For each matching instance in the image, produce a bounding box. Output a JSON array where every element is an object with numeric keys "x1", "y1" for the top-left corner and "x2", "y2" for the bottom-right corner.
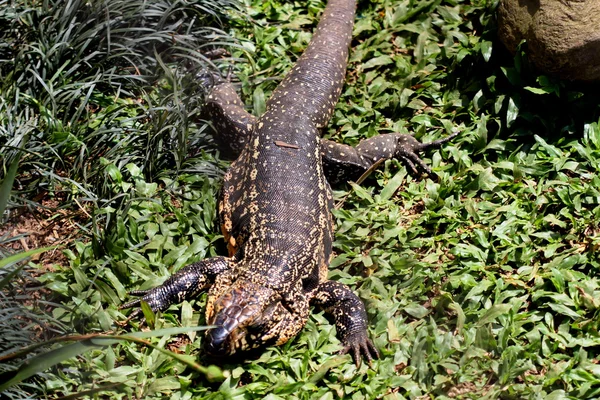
[
  {"x1": 0, "y1": 0, "x2": 241, "y2": 397},
  {"x1": 0, "y1": 0, "x2": 239, "y2": 217}
]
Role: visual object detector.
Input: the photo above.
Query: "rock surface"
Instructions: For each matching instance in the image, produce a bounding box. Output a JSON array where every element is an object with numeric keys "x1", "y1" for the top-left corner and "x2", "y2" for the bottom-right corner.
[{"x1": 498, "y1": 0, "x2": 600, "y2": 82}]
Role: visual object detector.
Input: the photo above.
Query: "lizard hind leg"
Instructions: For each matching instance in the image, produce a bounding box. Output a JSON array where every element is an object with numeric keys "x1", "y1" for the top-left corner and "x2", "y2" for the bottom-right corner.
[
  {"x1": 320, "y1": 131, "x2": 458, "y2": 185},
  {"x1": 201, "y1": 71, "x2": 256, "y2": 159}
]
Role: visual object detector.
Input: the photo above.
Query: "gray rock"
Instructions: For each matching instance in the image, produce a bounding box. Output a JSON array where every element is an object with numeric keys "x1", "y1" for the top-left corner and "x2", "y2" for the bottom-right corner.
[{"x1": 498, "y1": 0, "x2": 600, "y2": 82}]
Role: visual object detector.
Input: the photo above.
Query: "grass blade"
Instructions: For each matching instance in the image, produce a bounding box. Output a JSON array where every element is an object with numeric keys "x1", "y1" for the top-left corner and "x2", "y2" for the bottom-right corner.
[
  {"x1": 0, "y1": 246, "x2": 56, "y2": 290},
  {"x1": 0, "y1": 141, "x2": 25, "y2": 218},
  {"x1": 0, "y1": 326, "x2": 222, "y2": 392}
]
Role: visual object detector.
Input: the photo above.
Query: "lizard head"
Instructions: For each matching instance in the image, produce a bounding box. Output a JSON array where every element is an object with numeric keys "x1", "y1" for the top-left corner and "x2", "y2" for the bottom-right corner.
[{"x1": 204, "y1": 280, "x2": 298, "y2": 356}]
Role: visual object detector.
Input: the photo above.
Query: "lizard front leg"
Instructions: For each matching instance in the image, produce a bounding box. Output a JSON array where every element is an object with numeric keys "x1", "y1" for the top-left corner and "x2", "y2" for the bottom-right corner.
[
  {"x1": 311, "y1": 280, "x2": 379, "y2": 367},
  {"x1": 121, "y1": 256, "x2": 233, "y2": 319},
  {"x1": 321, "y1": 132, "x2": 458, "y2": 185}
]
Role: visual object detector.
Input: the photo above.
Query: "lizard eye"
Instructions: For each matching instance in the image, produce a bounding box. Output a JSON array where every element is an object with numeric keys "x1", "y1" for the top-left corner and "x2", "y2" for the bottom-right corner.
[
  {"x1": 251, "y1": 299, "x2": 279, "y2": 328},
  {"x1": 241, "y1": 300, "x2": 283, "y2": 347}
]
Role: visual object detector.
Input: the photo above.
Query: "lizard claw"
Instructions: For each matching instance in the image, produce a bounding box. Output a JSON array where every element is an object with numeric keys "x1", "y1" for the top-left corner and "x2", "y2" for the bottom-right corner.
[
  {"x1": 415, "y1": 130, "x2": 460, "y2": 151},
  {"x1": 339, "y1": 332, "x2": 379, "y2": 368},
  {"x1": 119, "y1": 289, "x2": 149, "y2": 310},
  {"x1": 120, "y1": 288, "x2": 166, "y2": 322},
  {"x1": 196, "y1": 70, "x2": 220, "y2": 89},
  {"x1": 395, "y1": 131, "x2": 459, "y2": 176}
]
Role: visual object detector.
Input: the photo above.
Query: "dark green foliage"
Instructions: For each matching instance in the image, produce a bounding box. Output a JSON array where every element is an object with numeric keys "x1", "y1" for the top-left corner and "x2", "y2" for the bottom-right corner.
[
  {"x1": 0, "y1": 248, "x2": 66, "y2": 400},
  {"x1": 4, "y1": 0, "x2": 600, "y2": 398},
  {"x1": 0, "y1": 0, "x2": 237, "y2": 216},
  {"x1": 0, "y1": 0, "x2": 238, "y2": 397}
]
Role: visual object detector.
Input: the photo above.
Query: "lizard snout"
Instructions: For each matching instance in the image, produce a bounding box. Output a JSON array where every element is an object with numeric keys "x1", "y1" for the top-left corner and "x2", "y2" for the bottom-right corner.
[
  {"x1": 205, "y1": 281, "x2": 275, "y2": 355},
  {"x1": 205, "y1": 326, "x2": 230, "y2": 356}
]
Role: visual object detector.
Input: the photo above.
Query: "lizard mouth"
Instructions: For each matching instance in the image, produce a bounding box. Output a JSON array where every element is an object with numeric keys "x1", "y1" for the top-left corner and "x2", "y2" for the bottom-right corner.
[{"x1": 205, "y1": 325, "x2": 234, "y2": 356}]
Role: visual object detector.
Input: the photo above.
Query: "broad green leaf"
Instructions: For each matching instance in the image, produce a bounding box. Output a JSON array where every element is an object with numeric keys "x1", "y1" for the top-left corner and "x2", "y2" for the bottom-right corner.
[
  {"x1": 506, "y1": 97, "x2": 519, "y2": 128},
  {"x1": 476, "y1": 304, "x2": 512, "y2": 327},
  {"x1": 0, "y1": 148, "x2": 21, "y2": 217},
  {"x1": 348, "y1": 182, "x2": 373, "y2": 203},
  {"x1": 380, "y1": 170, "x2": 406, "y2": 200},
  {"x1": 0, "y1": 247, "x2": 55, "y2": 269},
  {"x1": 524, "y1": 86, "x2": 551, "y2": 95},
  {"x1": 362, "y1": 55, "x2": 393, "y2": 70},
  {"x1": 140, "y1": 300, "x2": 156, "y2": 327},
  {"x1": 308, "y1": 357, "x2": 346, "y2": 384},
  {"x1": 0, "y1": 327, "x2": 218, "y2": 392},
  {"x1": 253, "y1": 86, "x2": 266, "y2": 116},
  {"x1": 480, "y1": 40, "x2": 492, "y2": 62}
]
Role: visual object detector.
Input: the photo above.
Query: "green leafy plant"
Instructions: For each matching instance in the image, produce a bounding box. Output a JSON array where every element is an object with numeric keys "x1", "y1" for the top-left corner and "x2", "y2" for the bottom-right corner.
[
  {"x1": 5, "y1": 0, "x2": 600, "y2": 398},
  {"x1": 0, "y1": 326, "x2": 225, "y2": 393},
  {"x1": 0, "y1": 0, "x2": 240, "y2": 397}
]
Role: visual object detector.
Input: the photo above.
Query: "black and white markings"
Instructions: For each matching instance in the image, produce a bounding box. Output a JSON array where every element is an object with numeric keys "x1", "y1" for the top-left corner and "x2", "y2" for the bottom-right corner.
[{"x1": 124, "y1": 0, "x2": 456, "y2": 368}]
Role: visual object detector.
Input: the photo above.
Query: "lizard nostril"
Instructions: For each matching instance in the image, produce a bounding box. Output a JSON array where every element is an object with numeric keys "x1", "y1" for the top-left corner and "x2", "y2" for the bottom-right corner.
[{"x1": 205, "y1": 326, "x2": 230, "y2": 356}]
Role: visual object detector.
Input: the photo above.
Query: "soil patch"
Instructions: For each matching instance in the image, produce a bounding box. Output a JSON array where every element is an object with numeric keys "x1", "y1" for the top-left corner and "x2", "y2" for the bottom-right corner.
[{"x1": 0, "y1": 196, "x2": 90, "y2": 270}]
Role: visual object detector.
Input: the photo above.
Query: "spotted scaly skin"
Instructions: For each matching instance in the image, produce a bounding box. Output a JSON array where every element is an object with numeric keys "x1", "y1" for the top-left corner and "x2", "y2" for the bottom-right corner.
[{"x1": 122, "y1": 0, "x2": 455, "y2": 366}]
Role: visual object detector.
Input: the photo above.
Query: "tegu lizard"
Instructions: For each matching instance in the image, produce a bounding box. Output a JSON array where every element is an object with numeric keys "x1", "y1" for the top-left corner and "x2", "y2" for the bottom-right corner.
[{"x1": 122, "y1": 0, "x2": 456, "y2": 366}]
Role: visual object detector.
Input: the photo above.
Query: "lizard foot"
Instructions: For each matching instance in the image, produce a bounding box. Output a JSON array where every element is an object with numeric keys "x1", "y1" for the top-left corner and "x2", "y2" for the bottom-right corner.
[
  {"x1": 196, "y1": 65, "x2": 235, "y2": 90},
  {"x1": 395, "y1": 131, "x2": 459, "y2": 176},
  {"x1": 119, "y1": 288, "x2": 167, "y2": 320},
  {"x1": 339, "y1": 331, "x2": 379, "y2": 368}
]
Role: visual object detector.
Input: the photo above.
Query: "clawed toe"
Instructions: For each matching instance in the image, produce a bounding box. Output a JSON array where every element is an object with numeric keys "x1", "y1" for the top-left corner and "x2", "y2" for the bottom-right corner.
[
  {"x1": 416, "y1": 130, "x2": 460, "y2": 151},
  {"x1": 128, "y1": 289, "x2": 150, "y2": 296},
  {"x1": 119, "y1": 289, "x2": 150, "y2": 311},
  {"x1": 119, "y1": 298, "x2": 140, "y2": 311},
  {"x1": 339, "y1": 333, "x2": 379, "y2": 369},
  {"x1": 395, "y1": 131, "x2": 459, "y2": 176},
  {"x1": 196, "y1": 69, "x2": 227, "y2": 90},
  {"x1": 120, "y1": 298, "x2": 152, "y2": 324},
  {"x1": 397, "y1": 151, "x2": 432, "y2": 176},
  {"x1": 119, "y1": 289, "x2": 157, "y2": 324}
]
